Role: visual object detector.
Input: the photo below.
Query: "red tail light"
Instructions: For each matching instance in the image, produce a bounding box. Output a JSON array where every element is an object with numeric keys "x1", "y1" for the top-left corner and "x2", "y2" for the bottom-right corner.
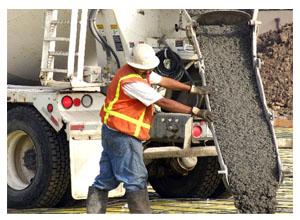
[
  {"x1": 61, "y1": 96, "x2": 73, "y2": 109},
  {"x1": 47, "y1": 104, "x2": 53, "y2": 113},
  {"x1": 73, "y1": 98, "x2": 81, "y2": 107},
  {"x1": 192, "y1": 125, "x2": 202, "y2": 138}
]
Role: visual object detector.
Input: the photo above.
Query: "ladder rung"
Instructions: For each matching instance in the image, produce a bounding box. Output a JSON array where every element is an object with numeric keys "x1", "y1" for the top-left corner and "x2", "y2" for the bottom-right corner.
[
  {"x1": 44, "y1": 37, "x2": 70, "y2": 42},
  {"x1": 50, "y1": 20, "x2": 71, "y2": 25},
  {"x1": 49, "y1": 51, "x2": 79, "y2": 56},
  {"x1": 41, "y1": 68, "x2": 68, "y2": 73}
]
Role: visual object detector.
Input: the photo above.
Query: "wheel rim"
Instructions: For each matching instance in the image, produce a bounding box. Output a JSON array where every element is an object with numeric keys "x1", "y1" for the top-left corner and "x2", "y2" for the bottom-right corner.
[{"x1": 7, "y1": 130, "x2": 37, "y2": 190}]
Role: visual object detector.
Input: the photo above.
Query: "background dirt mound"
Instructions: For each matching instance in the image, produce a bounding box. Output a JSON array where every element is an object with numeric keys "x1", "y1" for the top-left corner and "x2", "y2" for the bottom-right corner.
[{"x1": 258, "y1": 24, "x2": 293, "y2": 118}]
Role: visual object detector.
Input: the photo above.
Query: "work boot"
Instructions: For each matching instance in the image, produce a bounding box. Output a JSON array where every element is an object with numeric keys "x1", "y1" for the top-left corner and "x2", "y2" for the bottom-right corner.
[
  {"x1": 126, "y1": 188, "x2": 152, "y2": 213},
  {"x1": 86, "y1": 186, "x2": 108, "y2": 214}
]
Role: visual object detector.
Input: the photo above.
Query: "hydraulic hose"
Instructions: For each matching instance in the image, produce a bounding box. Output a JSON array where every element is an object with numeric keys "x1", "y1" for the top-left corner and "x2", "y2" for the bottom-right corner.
[
  {"x1": 88, "y1": 10, "x2": 111, "y2": 60},
  {"x1": 88, "y1": 9, "x2": 120, "y2": 68},
  {"x1": 155, "y1": 47, "x2": 200, "y2": 106},
  {"x1": 155, "y1": 47, "x2": 185, "y2": 81}
]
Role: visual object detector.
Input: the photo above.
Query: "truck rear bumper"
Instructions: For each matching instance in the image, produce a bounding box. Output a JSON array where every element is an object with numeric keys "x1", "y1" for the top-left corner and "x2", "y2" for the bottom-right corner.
[{"x1": 143, "y1": 146, "x2": 217, "y2": 159}]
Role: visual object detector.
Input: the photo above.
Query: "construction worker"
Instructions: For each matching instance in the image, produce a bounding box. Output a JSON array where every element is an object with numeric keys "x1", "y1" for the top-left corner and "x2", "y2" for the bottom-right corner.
[{"x1": 86, "y1": 43, "x2": 213, "y2": 214}]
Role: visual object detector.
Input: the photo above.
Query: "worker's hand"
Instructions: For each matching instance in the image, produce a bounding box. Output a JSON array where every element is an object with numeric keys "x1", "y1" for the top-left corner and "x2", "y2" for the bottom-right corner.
[
  {"x1": 192, "y1": 107, "x2": 214, "y2": 122},
  {"x1": 190, "y1": 85, "x2": 211, "y2": 95}
]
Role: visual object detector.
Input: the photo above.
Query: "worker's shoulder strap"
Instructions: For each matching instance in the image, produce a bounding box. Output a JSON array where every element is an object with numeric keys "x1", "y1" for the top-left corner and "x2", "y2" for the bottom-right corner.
[{"x1": 119, "y1": 73, "x2": 142, "y2": 82}]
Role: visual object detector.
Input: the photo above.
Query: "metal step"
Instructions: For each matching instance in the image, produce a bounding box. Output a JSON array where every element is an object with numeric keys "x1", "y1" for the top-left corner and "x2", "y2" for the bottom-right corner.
[
  {"x1": 50, "y1": 20, "x2": 71, "y2": 25},
  {"x1": 48, "y1": 51, "x2": 78, "y2": 56},
  {"x1": 44, "y1": 37, "x2": 70, "y2": 42},
  {"x1": 41, "y1": 68, "x2": 68, "y2": 73}
]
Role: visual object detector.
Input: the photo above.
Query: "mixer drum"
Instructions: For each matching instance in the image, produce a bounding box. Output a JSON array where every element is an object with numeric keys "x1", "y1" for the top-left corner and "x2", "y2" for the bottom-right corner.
[{"x1": 7, "y1": 9, "x2": 98, "y2": 86}]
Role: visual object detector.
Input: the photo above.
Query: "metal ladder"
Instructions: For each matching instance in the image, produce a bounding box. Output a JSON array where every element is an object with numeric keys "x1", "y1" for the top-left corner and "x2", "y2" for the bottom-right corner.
[{"x1": 40, "y1": 9, "x2": 99, "y2": 89}]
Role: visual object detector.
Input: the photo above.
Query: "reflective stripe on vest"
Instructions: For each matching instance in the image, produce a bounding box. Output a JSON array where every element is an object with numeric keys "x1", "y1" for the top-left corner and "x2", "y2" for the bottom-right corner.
[{"x1": 103, "y1": 74, "x2": 151, "y2": 138}]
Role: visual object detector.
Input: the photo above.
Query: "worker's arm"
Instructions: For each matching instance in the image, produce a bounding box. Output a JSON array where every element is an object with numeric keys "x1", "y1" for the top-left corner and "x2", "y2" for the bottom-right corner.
[
  {"x1": 158, "y1": 76, "x2": 191, "y2": 92},
  {"x1": 155, "y1": 97, "x2": 192, "y2": 114},
  {"x1": 158, "y1": 76, "x2": 211, "y2": 95},
  {"x1": 122, "y1": 81, "x2": 214, "y2": 121},
  {"x1": 155, "y1": 98, "x2": 214, "y2": 122}
]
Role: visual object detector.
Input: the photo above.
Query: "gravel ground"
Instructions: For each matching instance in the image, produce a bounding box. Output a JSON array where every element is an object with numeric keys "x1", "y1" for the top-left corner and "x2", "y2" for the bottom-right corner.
[{"x1": 195, "y1": 22, "x2": 279, "y2": 213}]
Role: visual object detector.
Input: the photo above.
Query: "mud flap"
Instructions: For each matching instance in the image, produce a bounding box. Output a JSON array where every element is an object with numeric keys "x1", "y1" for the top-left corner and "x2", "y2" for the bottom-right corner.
[{"x1": 69, "y1": 138, "x2": 125, "y2": 199}]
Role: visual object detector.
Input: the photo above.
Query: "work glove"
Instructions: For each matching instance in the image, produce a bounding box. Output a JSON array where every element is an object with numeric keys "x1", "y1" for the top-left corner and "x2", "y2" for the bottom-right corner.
[
  {"x1": 192, "y1": 107, "x2": 214, "y2": 122},
  {"x1": 190, "y1": 85, "x2": 211, "y2": 95}
]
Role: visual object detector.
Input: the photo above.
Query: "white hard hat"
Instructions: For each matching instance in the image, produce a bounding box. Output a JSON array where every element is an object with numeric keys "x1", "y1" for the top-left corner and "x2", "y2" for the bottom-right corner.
[{"x1": 127, "y1": 43, "x2": 160, "y2": 70}]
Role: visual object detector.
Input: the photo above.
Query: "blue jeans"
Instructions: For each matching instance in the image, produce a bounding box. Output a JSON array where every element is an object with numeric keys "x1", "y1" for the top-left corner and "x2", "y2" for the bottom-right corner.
[{"x1": 93, "y1": 124, "x2": 148, "y2": 192}]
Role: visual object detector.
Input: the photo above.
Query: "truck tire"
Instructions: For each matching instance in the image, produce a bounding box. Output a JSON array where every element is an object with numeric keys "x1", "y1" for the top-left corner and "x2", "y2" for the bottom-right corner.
[
  {"x1": 148, "y1": 156, "x2": 221, "y2": 198},
  {"x1": 7, "y1": 105, "x2": 70, "y2": 208},
  {"x1": 55, "y1": 184, "x2": 84, "y2": 208}
]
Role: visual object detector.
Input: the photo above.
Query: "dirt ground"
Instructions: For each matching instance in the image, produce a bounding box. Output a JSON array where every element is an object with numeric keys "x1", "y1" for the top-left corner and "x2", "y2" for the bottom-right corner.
[{"x1": 258, "y1": 24, "x2": 293, "y2": 118}]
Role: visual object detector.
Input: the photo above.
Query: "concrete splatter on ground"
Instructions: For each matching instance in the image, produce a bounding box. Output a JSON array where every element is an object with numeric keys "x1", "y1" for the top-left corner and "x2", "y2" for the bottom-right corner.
[{"x1": 194, "y1": 22, "x2": 279, "y2": 213}]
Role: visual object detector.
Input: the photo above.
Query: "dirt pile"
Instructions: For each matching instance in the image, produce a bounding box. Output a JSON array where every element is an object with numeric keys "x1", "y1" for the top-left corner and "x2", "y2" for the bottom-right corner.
[
  {"x1": 257, "y1": 24, "x2": 293, "y2": 118},
  {"x1": 194, "y1": 23, "x2": 279, "y2": 213}
]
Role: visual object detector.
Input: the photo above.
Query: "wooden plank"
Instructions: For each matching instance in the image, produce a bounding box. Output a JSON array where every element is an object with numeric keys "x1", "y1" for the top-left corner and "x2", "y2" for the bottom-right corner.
[{"x1": 274, "y1": 118, "x2": 293, "y2": 128}]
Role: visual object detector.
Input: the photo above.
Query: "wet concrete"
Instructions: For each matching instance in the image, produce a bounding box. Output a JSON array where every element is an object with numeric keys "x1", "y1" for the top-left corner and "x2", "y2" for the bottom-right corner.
[
  {"x1": 194, "y1": 23, "x2": 280, "y2": 213},
  {"x1": 7, "y1": 128, "x2": 292, "y2": 214}
]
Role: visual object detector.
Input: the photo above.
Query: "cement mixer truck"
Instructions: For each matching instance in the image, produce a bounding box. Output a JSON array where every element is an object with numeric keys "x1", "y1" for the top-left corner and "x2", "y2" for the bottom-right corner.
[{"x1": 8, "y1": 9, "x2": 281, "y2": 209}]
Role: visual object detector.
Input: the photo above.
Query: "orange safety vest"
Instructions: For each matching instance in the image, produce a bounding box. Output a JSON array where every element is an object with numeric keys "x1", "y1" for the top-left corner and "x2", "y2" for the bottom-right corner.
[{"x1": 100, "y1": 64, "x2": 154, "y2": 141}]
